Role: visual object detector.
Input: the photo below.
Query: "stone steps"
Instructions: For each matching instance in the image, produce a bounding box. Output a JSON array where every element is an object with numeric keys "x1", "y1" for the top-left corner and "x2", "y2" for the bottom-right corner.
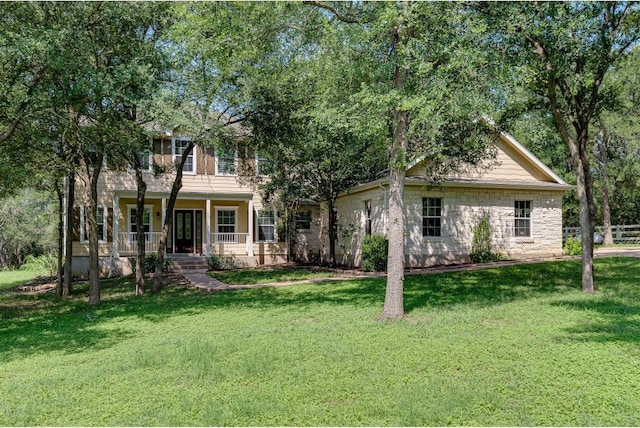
[{"x1": 168, "y1": 254, "x2": 209, "y2": 271}]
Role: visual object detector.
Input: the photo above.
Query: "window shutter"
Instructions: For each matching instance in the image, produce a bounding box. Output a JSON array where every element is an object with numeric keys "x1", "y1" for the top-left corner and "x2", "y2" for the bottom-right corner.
[
  {"x1": 72, "y1": 207, "x2": 81, "y2": 241},
  {"x1": 107, "y1": 208, "x2": 113, "y2": 242},
  {"x1": 196, "y1": 145, "x2": 205, "y2": 174}
]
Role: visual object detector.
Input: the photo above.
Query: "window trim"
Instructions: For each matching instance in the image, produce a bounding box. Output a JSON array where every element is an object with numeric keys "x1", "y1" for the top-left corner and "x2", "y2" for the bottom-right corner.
[
  {"x1": 126, "y1": 204, "x2": 154, "y2": 243},
  {"x1": 215, "y1": 145, "x2": 238, "y2": 176},
  {"x1": 257, "y1": 209, "x2": 277, "y2": 242},
  {"x1": 80, "y1": 205, "x2": 107, "y2": 243},
  {"x1": 514, "y1": 200, "x2": 532, "y2": 237},
  {"x1": 214, "y1": 206, "x2": 239, "y2": 242},
  {"x1": 172, "y1": 137, "x2": 196, "y2": 175},
  {"x1": 295, "y1": 210, "x2": 312, "y2": 231},
  {"x1": 422, "y1": 197, "x2": 443, "y2": 238},
  {"x1": 255, "y1": 150, "x2": 268, "y2": 176}
]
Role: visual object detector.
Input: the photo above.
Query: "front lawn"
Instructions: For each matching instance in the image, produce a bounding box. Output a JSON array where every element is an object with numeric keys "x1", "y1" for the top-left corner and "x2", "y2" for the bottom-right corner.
[
  {"x1": 0, "y1": 268, "x2": 49, "y2": 292},
  {"x1": 209, "y1": 266, "x2": 337, "y2": 284},
  {"x1": 2, "y1": 258, "x2": 640, "y2": 426}
]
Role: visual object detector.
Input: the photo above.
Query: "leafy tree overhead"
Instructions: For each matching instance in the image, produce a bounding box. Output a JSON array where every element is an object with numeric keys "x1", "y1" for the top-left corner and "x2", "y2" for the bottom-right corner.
[
  {"x1": 304, "y1": 1, "x2": 497, "y2": 319},
  {"x1": 39, "y1": 2, "x2": 170, "y2": 303},
  {"x1": 483, "y1": 1, "x2": 640, "y2": 292}
]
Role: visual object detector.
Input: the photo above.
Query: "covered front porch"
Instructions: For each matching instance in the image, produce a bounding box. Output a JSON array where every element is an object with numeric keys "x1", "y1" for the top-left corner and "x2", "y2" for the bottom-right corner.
[{"x1": 111, "y1": 192, "x2": 271, "y2": 258}]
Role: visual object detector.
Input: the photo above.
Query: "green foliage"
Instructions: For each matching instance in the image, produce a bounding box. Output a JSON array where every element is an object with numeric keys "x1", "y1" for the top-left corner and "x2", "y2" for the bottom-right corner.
[
  {"x1": 2, "y1": 259, "x2": 640, "y2": 425},
  {"x1": 129, "y1": 253, "x2": 170, "y2": 275},
  {"x1": 470, "y1": 217, "x2": 502, "y2": 263},
  {"x1": 21, "y1": 253, "x2": 58, "y2": 277},
  {"x1": 564, "y1": 237, "x2": 582, "y2": 256},
  {"x1": 207, "y1": 252, "x2": 237, "y2": 271},
  {"x1": 361, "y1": 234, "x2": 388, "y2": 272},
  {"x1": 0, "y1": 189, "x2": 58, "y2": 269}
]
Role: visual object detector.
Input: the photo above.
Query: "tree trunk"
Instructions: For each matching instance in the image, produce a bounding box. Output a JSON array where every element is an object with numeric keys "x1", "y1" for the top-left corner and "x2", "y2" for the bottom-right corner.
[
  {"x1": 379, "y1": 109, "x2": 408, "y2": 320},
  {"x1": 63, "y1": 170, "x2": 75, "y2": 296},
  {"x1": 599, "y1": 129, "x2": 614, "y2": 245},
  {"x1": 134, "y1": 160, "x2": 147, "y2": 295},
  {"x1": 327, "y1": 198, "x2": 337, "y2": 268},
  {"x1": 55, "y1": 180, "x2": 64, "y2": 297},
  {"x1": 572, "y1": 133, "x2": 596, "y2": 293},
  {"x1": 0, "y1": 236, "x2": 6, "y2": 270},
  {"x1": 380, "y1": 12, "x2": 408, "y2": 321},
  {"x1": 82, "y1": 153, "x2": 104, "y2": 305},
  {"x1": 153, "y1": 141, "x2": 194, "y2": 293}
]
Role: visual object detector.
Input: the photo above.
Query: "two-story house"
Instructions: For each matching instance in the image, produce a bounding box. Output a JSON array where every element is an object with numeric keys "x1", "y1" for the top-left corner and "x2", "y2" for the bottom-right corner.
[{"x1": 69, "y1": 125, "x2": 324, "y2": 276}]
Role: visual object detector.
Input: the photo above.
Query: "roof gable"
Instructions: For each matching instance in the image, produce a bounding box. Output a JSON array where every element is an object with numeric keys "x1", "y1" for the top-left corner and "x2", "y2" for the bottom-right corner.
[{"x1": 405, "y1": 125, "x2": 568, "y2": 187}]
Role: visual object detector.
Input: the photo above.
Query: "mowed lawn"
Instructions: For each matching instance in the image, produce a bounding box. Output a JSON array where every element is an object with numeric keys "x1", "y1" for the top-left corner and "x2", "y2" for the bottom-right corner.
[{"x1": 2, "y1": 259, "x2": 640, "y2": 426}]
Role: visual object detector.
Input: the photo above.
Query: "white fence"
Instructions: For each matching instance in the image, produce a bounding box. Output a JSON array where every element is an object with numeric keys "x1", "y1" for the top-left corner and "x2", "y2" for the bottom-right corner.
[{"x1": 562, "y1": 225, "x2": 640, "y2": 244}]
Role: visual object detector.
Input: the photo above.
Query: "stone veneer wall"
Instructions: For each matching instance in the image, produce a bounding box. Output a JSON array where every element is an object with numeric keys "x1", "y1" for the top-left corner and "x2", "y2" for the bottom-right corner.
[{"x1": 331, "y1": 185, "x2": 565, "y2": 268}]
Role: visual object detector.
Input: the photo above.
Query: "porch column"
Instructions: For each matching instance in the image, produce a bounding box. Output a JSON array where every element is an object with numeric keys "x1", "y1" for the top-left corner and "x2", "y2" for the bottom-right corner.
[
  {"x1": 247, "y1": 199, "x2": 254, "y2": 256},
  {"x1": 113, "y1": 195, "x2": 119, "y2": 257},
  {"x1": 161, "y1": 198, "x2": 166, "y2": 225},
  {"x1": 205, "y1": 199, "x2": 211, "y2": 256}
]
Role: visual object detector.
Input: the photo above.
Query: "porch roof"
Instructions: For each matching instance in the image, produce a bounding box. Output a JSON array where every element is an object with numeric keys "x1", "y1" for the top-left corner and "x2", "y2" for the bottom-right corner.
[{"x1": 113, "y1": 191, "x2": 254, "y2": 201}]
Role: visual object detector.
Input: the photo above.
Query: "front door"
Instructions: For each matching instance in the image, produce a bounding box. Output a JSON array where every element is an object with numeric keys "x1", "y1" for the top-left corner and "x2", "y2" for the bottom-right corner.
[{"x1": 175, "y1": 210, "x2": 194, "y2": 253}]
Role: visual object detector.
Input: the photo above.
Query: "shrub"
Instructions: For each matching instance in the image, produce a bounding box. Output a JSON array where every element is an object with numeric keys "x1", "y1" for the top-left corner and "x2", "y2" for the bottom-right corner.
[
  {"x1": 470, "y1": 217, "x2": 502, "y2": 263},
  {"x1": 21, "y1": 253, "x2": 58, "y2": 277},
  {"x1": 361, "y1": 234, "x2": 388, "y2": 272},
  {"x1": 564, "y1": 237, "x2": 582, "y2": 256},
  {"x1": 207, "y1": 252, "x2": 237, "y2": 271},
  {"x1": 129, "y1": 253, "x2": 170, "y2": 275}
]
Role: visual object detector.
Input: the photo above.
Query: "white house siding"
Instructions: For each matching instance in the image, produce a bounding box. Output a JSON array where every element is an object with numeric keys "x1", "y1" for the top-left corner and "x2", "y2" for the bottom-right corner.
[{"x1": 331, "y1": 184, "x2": 565, "y2": 268}]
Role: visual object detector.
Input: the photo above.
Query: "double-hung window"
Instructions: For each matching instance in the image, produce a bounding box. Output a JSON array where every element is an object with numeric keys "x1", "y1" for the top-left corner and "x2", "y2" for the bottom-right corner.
[
  {"x1": 255, "y1": 151, "x2": 269, "y2": 176},
  {"x1": 128, "y1": 206, "x2": 151, "y2": 243},
  {"x1": 172, "y1": 138, "x2": 194, "y2": 173},
  {"x1": 257, "y1": 210, "x2": 276, "y2": 242},
  {"x1": 216, "y1": 145, "x2": 238, "y2": 176},
  {"x1": 216, "y1": 208, "x2": 237, "y2": 242},
  {"x1": 422, "y1": 197, "x2": 442, "y2": 237},
  {"x1": 81, "y1": 206, "x2": 107, "y2": 242},
  {"x1": 295, "y1": 210, "x2": 312, "y2": 231},
  {"x1": 514, "y1": 200, "x2": 532, "y2": 237}
]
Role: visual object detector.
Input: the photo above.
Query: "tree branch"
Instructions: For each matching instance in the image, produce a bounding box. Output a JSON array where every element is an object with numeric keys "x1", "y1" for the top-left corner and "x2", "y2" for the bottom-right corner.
[{"x1": 303, "y1": 1, "x2": 371, "y2": 23}]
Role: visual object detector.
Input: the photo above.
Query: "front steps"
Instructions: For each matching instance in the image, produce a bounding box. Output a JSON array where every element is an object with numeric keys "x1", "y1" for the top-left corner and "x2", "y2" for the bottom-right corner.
[{"x1": 168, "y1": 254, "x2": 209, "y2": 271}]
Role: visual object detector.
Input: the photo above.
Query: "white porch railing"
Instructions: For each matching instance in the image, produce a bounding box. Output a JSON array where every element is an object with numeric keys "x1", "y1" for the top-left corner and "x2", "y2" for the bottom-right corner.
[
  {"x1": 118, "y1": 232, "x2": 162, "y2": 254},
  {"x1": 211, "y1": 233, "x2": 250, "y2": 255},
  {"x1": 562, "y1": 224, "x2": 640, "y2": 244}
]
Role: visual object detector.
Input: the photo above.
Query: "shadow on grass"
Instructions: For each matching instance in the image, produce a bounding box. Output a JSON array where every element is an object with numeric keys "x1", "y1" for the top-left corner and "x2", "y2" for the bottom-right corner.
[
  {"x1": 550, "y1": 257, "x2": 640, "y2": 345},
  {"x1": 0, "y1": 259, "x2": 594, "y2": 362}
]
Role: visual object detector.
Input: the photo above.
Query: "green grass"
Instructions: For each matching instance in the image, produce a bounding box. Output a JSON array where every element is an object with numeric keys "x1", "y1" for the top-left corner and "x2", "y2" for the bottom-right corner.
[
  {"x1": 209, "y1": 266, "x2": 336, "y2": 284},
  {"x1": 2, "y1": 258, "x2": 640, "y2": 425},
  {"x1": 0, "y1": 268, "x2": 48, "y2": 291}
]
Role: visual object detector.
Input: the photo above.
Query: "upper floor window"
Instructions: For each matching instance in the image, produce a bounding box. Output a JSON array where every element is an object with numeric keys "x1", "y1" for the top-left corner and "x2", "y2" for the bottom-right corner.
[
  {"x1": 256, "y1": 150, "x2": 269, "y2": 176},
  {"x1": 422, "y1": 197, "x2": 442, "y2": 237},
  {"x1": 172, "y1": 137, "x2": 195, "y2": 174},
  {"x1": 514, "y1": 200, "x2": 531, "y2": 237},
  {"x1": 216, "y1": 145, "x2": 238, "y2": 176},
  {"x1": 129, "y1": 142, "x2": 152, "y2": 173}
]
